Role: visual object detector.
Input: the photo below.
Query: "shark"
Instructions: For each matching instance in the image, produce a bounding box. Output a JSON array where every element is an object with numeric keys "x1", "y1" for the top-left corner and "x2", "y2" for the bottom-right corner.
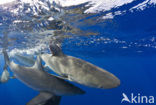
[
  {"x1": 40, "y1": 43, "x2": 120, "y2": 89},
  {"x1": 3, "y1": 50, "x2": 85, "y2": 105}
]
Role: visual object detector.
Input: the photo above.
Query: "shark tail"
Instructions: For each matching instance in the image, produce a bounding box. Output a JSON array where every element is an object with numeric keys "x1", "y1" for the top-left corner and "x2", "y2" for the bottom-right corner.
[{"x1": 2, "y1": 49, "x2": 10, "y2": 66}]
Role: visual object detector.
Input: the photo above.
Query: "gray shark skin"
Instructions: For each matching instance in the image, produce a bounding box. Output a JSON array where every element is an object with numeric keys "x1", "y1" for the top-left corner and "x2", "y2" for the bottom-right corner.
[
  {"x1": 40, "y1": 44, "x2": 120, "y2": 89},
  {"x1": 13, "y1": 54, "x2": 51, "y2": 72},
  {"x1": 3, "y1": 50, "x2": 85, "y2": 105},
  {"x1": 13, "y1": 54, "x2": 35, "y2": 67}
]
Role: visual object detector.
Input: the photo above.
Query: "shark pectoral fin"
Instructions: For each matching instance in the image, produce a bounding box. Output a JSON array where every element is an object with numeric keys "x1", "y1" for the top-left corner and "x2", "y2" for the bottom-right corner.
[
  {"x1": 42, "y1": 95, "x2": 61, "y2": 105},
  {"x1": 26, "y1": 92, "x2": 53, "y2": 105}
]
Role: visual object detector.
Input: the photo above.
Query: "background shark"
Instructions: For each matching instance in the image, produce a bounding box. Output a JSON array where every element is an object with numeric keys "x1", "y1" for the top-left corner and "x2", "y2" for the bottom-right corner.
[{"x1": 3, "y1": 50, "x2": 85, "y2": 105}]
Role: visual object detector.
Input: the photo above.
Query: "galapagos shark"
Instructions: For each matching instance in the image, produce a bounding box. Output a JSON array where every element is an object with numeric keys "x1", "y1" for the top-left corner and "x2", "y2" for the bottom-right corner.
[
  {"x1": 40, "y1": 43, "x2": 120, "y2": 89},
  {"x1": 3, "y1": 50, "x2": 85, "y2": 105}
]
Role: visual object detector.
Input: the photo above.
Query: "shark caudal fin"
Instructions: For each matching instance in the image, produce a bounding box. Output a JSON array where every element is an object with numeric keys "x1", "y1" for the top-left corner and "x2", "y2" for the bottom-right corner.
[
  {"x1": 0, "y1": 50, "x2": 10, "y2": 84},
  {"x1": 26, "y1": 92, "x2": 61, "y2": 105},
  {"x1": 2, "y1": 49, "x2": 10, "y2": 66},
  {"x1": 0, "y1": 69, "x2": 10, "y2": 83}
]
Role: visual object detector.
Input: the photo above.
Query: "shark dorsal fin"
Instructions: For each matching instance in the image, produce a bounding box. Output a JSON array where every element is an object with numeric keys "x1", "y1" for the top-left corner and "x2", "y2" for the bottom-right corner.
[
  {"x1": 33, "y1": 56, "x2": 43, "y2": 70},
  {"x1": 49, "y1": 42, "x2": 64, "y2": 56}
]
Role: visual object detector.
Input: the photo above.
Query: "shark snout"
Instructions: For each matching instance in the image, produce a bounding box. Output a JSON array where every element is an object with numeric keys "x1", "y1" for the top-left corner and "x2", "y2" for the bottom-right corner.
[
  {"x1": 112, "y1": 77, "x2": 120, "y2": 88},
  {"x1": 104, "y1": 76, "x2": 120, "y2": 89}
]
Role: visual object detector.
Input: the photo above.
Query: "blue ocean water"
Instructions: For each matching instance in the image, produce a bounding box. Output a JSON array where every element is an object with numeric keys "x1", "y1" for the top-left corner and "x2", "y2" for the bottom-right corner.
[
  {"x1": 0, "y1": 54, "x2": 156, "y2": 105},
  {"x1": 0, "y1": 0, "x2": 156, "y2": 105}
]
